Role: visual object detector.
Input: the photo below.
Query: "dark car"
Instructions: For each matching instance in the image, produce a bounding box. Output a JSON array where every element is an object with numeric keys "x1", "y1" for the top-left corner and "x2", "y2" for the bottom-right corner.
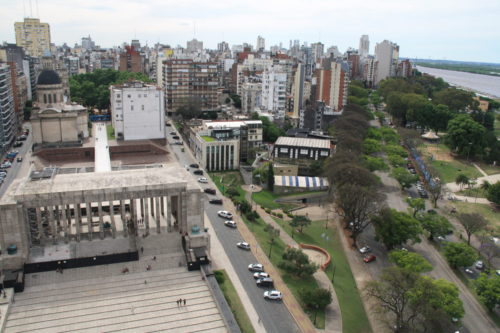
[
  {"x1": 193, "y1": 170, "x2": 203, "y2": 175},
  {"x1": 166, "y1": 123, "x2": 172, "y2": 126},
  {"x1": 170, "y1": 131, "x2": 176, "y2": 135},
  {"x1": 204, "y1": 188, "x2": 216, "y2": 195},
  {"x1": 172, "y1": 135, "x2": 180, "y2": 140},
  {"x1": 13, "y1": 141, "x2": 23, "y2": 147},
  {"x1": 209, "y1": 199, "x2": 223, "y2": 205},
  {"x1": 256, "y1": 277, "x2": 274, "y2": 288},
  {"x1": 190, "y1": 163, "x2": 199, "y2": 168}
]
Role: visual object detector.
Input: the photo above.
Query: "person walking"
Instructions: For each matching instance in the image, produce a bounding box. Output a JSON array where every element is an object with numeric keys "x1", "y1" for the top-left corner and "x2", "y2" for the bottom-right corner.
[
  {"x1": 183, "y1": 299, "x2": 186, "y2": 306},
  {"x1": 140, "y1": 246, "x2": 144, "y2": 254},
  {"x1": 176, "y1": 299, "x2": 180, "y2": 307}
]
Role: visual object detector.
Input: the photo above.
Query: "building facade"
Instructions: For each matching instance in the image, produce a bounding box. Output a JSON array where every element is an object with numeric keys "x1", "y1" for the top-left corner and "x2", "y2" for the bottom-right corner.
[
  {"x1": 0, "y1": 64, "x2": 16, "y2": 152},
  {"x1": 261, "y1": 66, "x2": 287, "y2": 119},
  {"x1": 110, "y1": 81, "x2": 165, "y2": 141},
  {"x1": 374, "y1": 40, "x2": 399, "y2": 85},
  {"x1": 273, "y1": 136, "x2": 331, "y2": 173},
  {"x1": 14, "y1": 18, "x2": 51, "y2": 57},
  {"x1": 359, "y1": 35, "x2": 370, "y2": 59},
  {"x1": 119, "y1": 46, "x2": 143, "y2": 73},
  {"x1": 163, "y1": 59, "x2": 218, "y2": 114}
]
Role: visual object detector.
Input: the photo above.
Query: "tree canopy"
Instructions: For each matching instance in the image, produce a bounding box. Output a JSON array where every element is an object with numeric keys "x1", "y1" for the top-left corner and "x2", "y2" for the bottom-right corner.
[
  {"x1": 486, "y1": 181, "x2": 500, "y2": 205},
  {"x1": 372, "y1": 208, "x2": 423, "y2": 250},
  {"x1": 69, "y1": 69, "x2": 152, "y2": 110},
  {"x1": 278, "y1": 247, "x2": 318, "y2": 278},
  {"x1": 389, "y1": 250, "x2": 432, "y2": 273},
  {"x1": 475, "y1": 273, "x2": 500, "y2": 311},
  {"x1": 443, "y1": 242, "x2": 477, "y2": 268},
  {"x1": 445, "y1": 114, "x2": 486, "y2": 158}
]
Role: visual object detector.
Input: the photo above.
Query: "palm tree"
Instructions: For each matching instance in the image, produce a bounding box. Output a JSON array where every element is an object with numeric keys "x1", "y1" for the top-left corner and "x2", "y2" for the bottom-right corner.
[
  {"x1": 455, "y1": 174, "x2": 469, "y2": 191},
  {"x1": 480, "y1": 180, "x2": 492, "y2": 192}
]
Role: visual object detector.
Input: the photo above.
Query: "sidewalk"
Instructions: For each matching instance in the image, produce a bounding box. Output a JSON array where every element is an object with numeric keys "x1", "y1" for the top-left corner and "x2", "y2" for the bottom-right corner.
[
  {"x1": 221, "y1": 190, "x2": 317, "y2": 333},
  {"x1": 243, "y1": 185, "x2": 342, "y2": 333}
]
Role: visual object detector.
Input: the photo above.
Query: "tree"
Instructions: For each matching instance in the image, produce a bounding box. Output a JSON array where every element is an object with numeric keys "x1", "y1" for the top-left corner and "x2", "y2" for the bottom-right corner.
[
  {"x1": 230, "y1": 94, "x2": 241, "y2": 109},
  {"x1": 427, "y1": 175, "x2": 443, "y2": 208},
  {"x1": 289, "y1": 215, "x2": 311, "y2": 233},
  {"x1": 433, "y1": 88, "x2": 474, "y2": 113},
  {"x1": 419, "y1": 277, "x2": 465, "y2": 320},
  {"x1": 264, "y1": 224, "x2": 280, "y2": 258},
  {"x1": 419, "y1": 212, "x2": 453, "y2": 240},
  {"x1": 443, "y1": 242, "x2": 477, "y2": 268},
  {"x1": 335, "y1": 183, "x2": 380, "y2": 247},
  {"x1": 300, "y1": 288, "x2": 332, "y2": 325},
  {"x1": 389, "y1": 250, "x2": 432, "y2": 273},
  {"x1": 445, "y1": 114, "x2": 486, "y2": 158},
  {"x1": 475, "y1": 273, "x2": 500, "y2": 311},
  {"x1": 391, "y1": 167, "x2": 418, "y2": 190},
  {"x1": 372, "y1": 208, "x2": 423, "y2": 250},
  {"x1": 267, "y1": 162, "x2": 274, "y2": 191},
  {"x1": 362, "y1": 138, "x2": 382, "y2": 154},
  {"x1": 405, "y1": 198, "x2": 425, "y2": 217},
  {"x1": 480, "y1": 180, "x2": 492, "y2": 192},
  {"x1": 225, "y1": 187, "x2": 239, "y2": 198},
  {"x1": 177, "y1": 97, "x2": 202, "y2": 120},
  {"x1": 455, "y1": 174, "x2": 469, "y2": 190},
  {"x1": 278, "y1": 247, "x2": 318, "y2": 278},
  {"x1": 479, "y1": 239, "x2": 500, "y2": 269},
  {"x1": 458, "y1": 213, "x2": 488, "y2": 245},
  {"x1": 486, "y1": 181, "x2": 500, "y2": 205}
]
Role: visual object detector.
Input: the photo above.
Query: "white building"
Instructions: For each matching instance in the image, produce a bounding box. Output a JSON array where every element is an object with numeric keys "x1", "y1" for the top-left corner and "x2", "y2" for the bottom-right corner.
[
  {"x1": 359, "y1": 35, "x2": 370, "y2": 59},
  {"x1": 261, "y1": 66, "x2": 287, "y2": 119},
  {"x1": 374, "y1": 40, "x2": 399, "y2": 85},
  {"x1": 110, "y1": 81, "x2": 165, "y2": 141},
  {"x1": 186, "y1": 39, "x2": 203, "y2": 53}
]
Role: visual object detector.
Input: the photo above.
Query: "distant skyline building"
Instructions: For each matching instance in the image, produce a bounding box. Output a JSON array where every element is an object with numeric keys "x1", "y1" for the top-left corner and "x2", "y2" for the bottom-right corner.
[
  {"x1": 359, "y1": 35, "x2": 370, "y2": 58},
  {"x1": 14, "y1": 18, "x2": 51, "y2": 57},
  {"x1": 186, "y1": 39, "x2": 203, "y2": 53},
  {"x1": 292, "y1": 63, "x2": 305, "y2": 119},
  {"x1": 81, "y1": 35, "x2": 95, "y2": 50},
  {"x1": 374, "y1": 39, "x2": 399, "y2": 85},
  {"x1": 256, "y1": 36, "x2": 265, "y2": 51}
]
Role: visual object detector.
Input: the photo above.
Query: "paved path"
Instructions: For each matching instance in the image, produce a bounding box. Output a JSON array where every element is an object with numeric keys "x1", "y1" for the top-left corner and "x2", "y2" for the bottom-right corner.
[
  {"x1": 472, "y1": 163, "x2": 488, "y2": 177},
  {"x1": 243, "y1": 185, "x2": 342, "y2": 333},
  {"x1": 94, "y1": 122, "x2": 111, "y2": 172}
]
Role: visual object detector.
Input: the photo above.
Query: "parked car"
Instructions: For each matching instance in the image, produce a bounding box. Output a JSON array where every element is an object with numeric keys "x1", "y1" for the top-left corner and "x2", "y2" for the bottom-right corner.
[
  {"x1": 13, "y1": 141, "x2": 23, "y2": 147},
  {"x1": 248, "y1": 263, "x2": 264, "y2": 272},
  {"x1": 465, "y1": 268, "x2": 474, "y2": 274},
  {"x1": 172, "y1": 135, "x2": 180, "y2": 140},
  {"x1": 0, "y1": 163, "x2": 11, "y2": 169},
  {"x1": 253, "y1": 272, "x2": 270, "y2": 279},
  {"x1": 190, "y1": 163, "x2": 199, "y2": 168},
  {"x1": 174, "y1": 141, "x2": 183, "y2": 145},
  {"x1": 359, "y1": 246, "x2": 371, "y2": 254},
  {"x1": 166, "y1": 122, "x2": 172, "y2": 126},
  {"x1": 193, "y1": 170, "x2": 203, "y2": 175},
  {"x1": 218, "y1": 211, "x2": 233, "y2": 219},
  {"x1": 198, "y1": 177, "x2": 208, "y2": 183},
  {"x1": 237, "y1": 242, "x2": 251, "y2": 250},
  {"x1": 170, "y1": 131, "x2": 176, "y2": 135},
  {"x1": 209, "y1": 199, "x2": 223, "y2": 205},
  {"x1": 16, "y1": 157, "x2": 22, "y2": 162},
  {"x1": 224, "y1": 220, "x2": 236, "y2": 228},
  {"x1": 263, "y1": 290, "x2": 282, "y2": 300},
  {"x1": 363, "y1": 254, "x2": 377, "y2": 263},
  {"x1": 204, "y1": 188, "x2": 216, "y2": 195},
  {"x1": 17, "y1": 135, "x2": 27, "y2": 141},
  {"x1": 475, "y1": 261, "x2": 484, "y2": 270},
  {"x1": 256, "y1": 277, "x2": 274, "y2": 287}
]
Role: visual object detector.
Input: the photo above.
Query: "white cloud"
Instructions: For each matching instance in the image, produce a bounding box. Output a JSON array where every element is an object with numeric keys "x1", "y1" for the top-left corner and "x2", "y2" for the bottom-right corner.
[{"x1": 0, "y1": 0, "x2": 498, "y2": 62}]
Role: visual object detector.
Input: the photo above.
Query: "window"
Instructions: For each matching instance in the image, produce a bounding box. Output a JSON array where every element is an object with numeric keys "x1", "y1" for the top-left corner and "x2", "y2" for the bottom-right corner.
[
  {"x1": 141, "y1": 105, "x2": 144, "y2": 111},
  {"x1": 320, "y1": 151, "x2": 329, "y2": 156},
  {"x1": 117, "y1": 94, "x2": 121, "y2": 98},
  {"x1": 144, "y1": 94, "x2": 147, "y2": 97},
  {"x1": 131, "y1": 105, "x2": 134, "y2": 111},
  {"x1": 280, "y1": 147, "x2": 288, "y2": 153},
  {"x1": 127, "y1": 94, "x2": 131, "y2": 98},
  {"x1": 300, "y1": 149, "x2": 308, "y2": 155}
]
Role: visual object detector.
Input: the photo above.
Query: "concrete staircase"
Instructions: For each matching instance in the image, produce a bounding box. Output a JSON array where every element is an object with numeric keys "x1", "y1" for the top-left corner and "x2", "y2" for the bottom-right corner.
[{"x1": 5, "y1": 267, "x2": 227, "y2": 333}]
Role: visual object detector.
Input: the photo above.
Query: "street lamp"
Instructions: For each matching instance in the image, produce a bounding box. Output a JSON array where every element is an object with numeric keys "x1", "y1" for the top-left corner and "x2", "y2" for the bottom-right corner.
[{"x1": 268, "y1": 238, "x2": 275, "y2": 258}]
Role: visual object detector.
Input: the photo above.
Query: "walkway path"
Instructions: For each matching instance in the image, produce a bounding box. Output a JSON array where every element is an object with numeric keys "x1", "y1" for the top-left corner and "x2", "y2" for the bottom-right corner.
[
  {"x1": 472, "y1": 163, "x2": 488, "y2": 177},
  {"x1": 243, "y1": 185, "x2": 342, "y2": 333},
  {"x1": 94, "y1": 122, "x2": 111, "y2": 172}
]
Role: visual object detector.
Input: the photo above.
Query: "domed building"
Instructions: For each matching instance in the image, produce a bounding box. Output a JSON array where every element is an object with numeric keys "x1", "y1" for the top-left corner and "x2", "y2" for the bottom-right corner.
[{"x1": 31, "y1": 69, "x2": 89, "y2": 145}]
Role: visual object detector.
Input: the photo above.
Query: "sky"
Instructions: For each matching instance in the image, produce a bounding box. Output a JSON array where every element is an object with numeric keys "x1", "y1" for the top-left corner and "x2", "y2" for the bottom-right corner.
[{"x1": 1, "y1": 0, "x2": 499, "y2": 63}]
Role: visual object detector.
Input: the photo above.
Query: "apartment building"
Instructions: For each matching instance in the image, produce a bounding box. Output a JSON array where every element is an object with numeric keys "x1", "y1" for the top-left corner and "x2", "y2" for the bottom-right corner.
[
  {"x1": 315, "y1": 59, "x2": 349, "y2": 112},
  {"x1": 0, "y1": 64, "x2": 18, "y2": 152},
  {"x1": 14, "y1": 18, "x2": 51, "y2": 57},
  {"x1": 374, "y1": 40, "x2": 399, "y2": 85},
  {"x1": 261, "y1": 66, "x2": 287, "y2": 119},
  {"x1": 110, "y1": 81, "x2": 165, "y2": 141},
  {"x1": 163, "y1": 59, "x2": 218, "y2": 114}
]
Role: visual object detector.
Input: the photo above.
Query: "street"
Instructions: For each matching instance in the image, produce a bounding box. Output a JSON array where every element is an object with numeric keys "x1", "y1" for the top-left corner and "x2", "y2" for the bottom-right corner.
[{"x1": 166, "y1": 125, "x2": 300, "y2": 333}]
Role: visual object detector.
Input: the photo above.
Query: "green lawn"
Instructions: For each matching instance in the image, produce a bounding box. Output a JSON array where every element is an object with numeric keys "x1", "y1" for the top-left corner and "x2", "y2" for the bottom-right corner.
[
  {"x1": 456, "y1": 187, "x2": 489, "y2": 199},
  {"x1": 106, "y1": 124, "x2": 115, "y2": 140},
  {"x1": 273, "y1": 218, "x2": 372, "y2": 333},
  {"x1": 252, "y1": 189, "x2": 325, "y2": 211},
  {"x1": 430, "y1": 159, "x2": 482, "y2": 183},
  {"x1": 476, "y1": 161, "x2": 500, "y2": 176},
  {"x1": 451, "y1": 202, "x2": 500, "y2": 229},
  {"x1": 214, "y1": 270, "x2": 255, "y2": 333},
  {"x1": 201, "y1": 136, "x2": 215, "y2": 142},
  {"x1": 210, "y1": 172, "x2": 246, "y2": 201},
  {"x1": 240, "y1": 214, "x2": 325, "y2": 328}
]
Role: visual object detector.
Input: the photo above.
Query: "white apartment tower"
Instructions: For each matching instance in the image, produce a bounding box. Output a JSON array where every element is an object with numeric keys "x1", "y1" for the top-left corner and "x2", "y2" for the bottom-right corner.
[
  {"x1": 14, "y1": 18, "x2": 51, "y2": 57},
  {"x1": 374, "y1": 40, "x2": 399, "y2": 85},
  {"x1": 110, "y1": 81, "x2": 165, "y2": 141},
  {"x1": 359, "y1": 35, "x2": 370, "y2": 58},
  {"x1": 292, "y1": 63, "x2": 305, "y2": 119},
  {"x1": 261, "y1": 66, "x2": 287, "y2": 119},
  {"x1": 256, "y1": 36, "x2": 265, "y2": 51},
  {"x1": 0, "y1": 64, "x2": 16, "y2": 151}
]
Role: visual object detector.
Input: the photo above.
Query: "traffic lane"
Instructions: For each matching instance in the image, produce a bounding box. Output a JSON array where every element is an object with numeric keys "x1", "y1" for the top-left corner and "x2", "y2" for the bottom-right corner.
[
  {"x1": 0, "y1": 129, "x2": 32, "y2": 198},
  {"x1": 205, "y1": 202, "x2": 300, "y2": 333}
]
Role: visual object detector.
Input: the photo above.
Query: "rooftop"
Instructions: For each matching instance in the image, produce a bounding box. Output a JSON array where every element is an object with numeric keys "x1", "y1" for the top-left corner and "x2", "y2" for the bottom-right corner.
[{"x1": 275, "y1": 136, "x2": 331, "y2": 149}]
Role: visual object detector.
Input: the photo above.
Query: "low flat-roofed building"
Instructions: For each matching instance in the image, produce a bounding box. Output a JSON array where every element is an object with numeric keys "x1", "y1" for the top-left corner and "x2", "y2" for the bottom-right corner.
[
  {"x1": 274, "y1": 175, "x2": 329, "y2": 194},
  {"x1": 273, "y1": 136, "x2": 332, "y2": 175}
]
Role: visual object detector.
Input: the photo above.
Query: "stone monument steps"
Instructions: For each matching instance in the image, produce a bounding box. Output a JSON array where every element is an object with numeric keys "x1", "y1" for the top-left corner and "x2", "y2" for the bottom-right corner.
[
  {"x1": 10, "y1": 285, "x2": 210, "y2": 317},
  {"x1": 117, "y1": 319, "x2": 227, "y2": 333},
  {"x1": 17, "y1": 267, "x2": 194, "y2": 298},
  {"x1": 12, "y1": 278, "x2": 207, "y2": 310},
  {"x1": 6, "y1": 297, "x2": 218, "y2": 332}
]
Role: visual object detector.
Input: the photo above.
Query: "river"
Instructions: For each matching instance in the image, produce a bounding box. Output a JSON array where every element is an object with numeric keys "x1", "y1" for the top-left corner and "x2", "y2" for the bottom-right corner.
[{"x1": 416, "y1": 66, "x2": 500, "y2": 98}]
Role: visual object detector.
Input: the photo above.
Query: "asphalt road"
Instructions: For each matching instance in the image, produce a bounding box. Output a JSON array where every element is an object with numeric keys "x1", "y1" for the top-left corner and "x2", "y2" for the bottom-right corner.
[
  {"x1": 0, "y1": 124, "x2": 32, "y2": 198},
  {"x1": 166, "y1": 125, "x2": 299, "y2": 333}
]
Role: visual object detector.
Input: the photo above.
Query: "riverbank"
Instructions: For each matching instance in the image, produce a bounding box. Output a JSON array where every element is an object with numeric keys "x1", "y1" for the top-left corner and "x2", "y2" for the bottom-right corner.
[{"x1": 415, "y1": 62, "x2": 500, "y2": 77}]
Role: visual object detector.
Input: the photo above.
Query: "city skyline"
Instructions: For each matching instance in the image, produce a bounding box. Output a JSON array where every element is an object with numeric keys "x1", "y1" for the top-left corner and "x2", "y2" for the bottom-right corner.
[{"x1": 1, "y1": 0, "x2": 499, "y2": 63}]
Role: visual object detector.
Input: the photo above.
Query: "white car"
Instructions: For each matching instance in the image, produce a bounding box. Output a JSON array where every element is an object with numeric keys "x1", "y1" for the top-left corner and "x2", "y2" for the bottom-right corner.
[
  {"x1": 248, "y1": 263, "x2": 264, "y2": 272},
  {"x1": 224, "y1": 220, "x2": 236, "y2": 228},
  {"x1": 198, "y1": 177, "x2": 208, "y2": 183},
  {"x1": 475, "y1": 261, "x2": 484, "y2": 270},
  {"x1": 264, "y1": 290, "x2": 283, "y2": 300},
  {"x1": 359, "y1": 246, "x2": 371, "y2": 254},
  {"x1": 253, "y1": 272, "x2": 270, "y2": 279},
  {"x1": 218, "y1": 211, "x2": 233, "y2": 219},
  {"x1": 237, "y1": 242, "x2": 251, "y2": 250},
  {"x1": 465, "y1": 268, "x2": 474, "y2": 274}
]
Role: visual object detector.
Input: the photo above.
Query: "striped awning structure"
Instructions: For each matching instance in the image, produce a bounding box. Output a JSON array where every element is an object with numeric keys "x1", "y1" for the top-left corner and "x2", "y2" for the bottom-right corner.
[{"x1": 274, "y1": 176, "x2": 329, "y2": 189}]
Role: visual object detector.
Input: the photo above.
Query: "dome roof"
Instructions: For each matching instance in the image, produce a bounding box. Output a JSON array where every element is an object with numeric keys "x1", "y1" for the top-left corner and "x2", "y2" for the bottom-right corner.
[{"x1": 37, "y1": 70, "x2": 62, "y2": 85}]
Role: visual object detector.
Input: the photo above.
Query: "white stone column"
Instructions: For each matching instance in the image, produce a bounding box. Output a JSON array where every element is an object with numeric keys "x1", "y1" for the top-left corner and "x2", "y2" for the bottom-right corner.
[
  {"x1": 86, "y1": 202, "x2": 93, "y2": 241},
  {"x1": 60, "y1": 205, "x2": 68, "y2": 243},
  {"x1": 144, "y1": 197, "x2": 150, "y2": 232},
  {"x1": 121, "y1": 200, "x2": 128, "y2": 237},
  {"x1": 98, "y1": 202, "x2": 104, "y2": 240},
  {"x1": 155, "y1": 197, "x2": 161, "y2": 234},
  {"x1": 35, "y1": 207, "x2": 43, "y2": 244},
  {"x1": 166, "y1": 196, "x2": 172, "y2": 232},
  {"x1": 48, "y1": 206, "x2": 56, "y2": 244},
  {"x1": 160, "y1": 196, "x2": 165, "y2": 216},
  {"x1": 130, "y1": 198, "x2": 138, "y2": 236},
  {"x1": 74, "y1": 203, "x2": 81, "y2": 242},
  {"x1": 109, "y1": 201, "x2": 117, "y2": 238}
]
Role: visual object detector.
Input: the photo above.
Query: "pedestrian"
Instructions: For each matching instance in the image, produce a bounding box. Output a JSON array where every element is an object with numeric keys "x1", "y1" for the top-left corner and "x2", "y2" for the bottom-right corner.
[
  {"x1": 153, "y1": 256, "x2": 156, "y2": 261},
  {"x1": 183, "y1": 299, "x2": 186, "y2": 306},
  {"x1": 144, "y1": 280, "x2": 147, "y2": 284},
  {"x1": 176, "y1": 299, "x2": 179, "y2": 307},
  {"x1": 140, "y1": 246, "x2": 144, "y2": 254},
  {"x1": 146, "y1": 264, "x2": 151, "y2": 271},
  {"x1": 178, "y1": 298, "x2": 182, "y2": 307}
]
